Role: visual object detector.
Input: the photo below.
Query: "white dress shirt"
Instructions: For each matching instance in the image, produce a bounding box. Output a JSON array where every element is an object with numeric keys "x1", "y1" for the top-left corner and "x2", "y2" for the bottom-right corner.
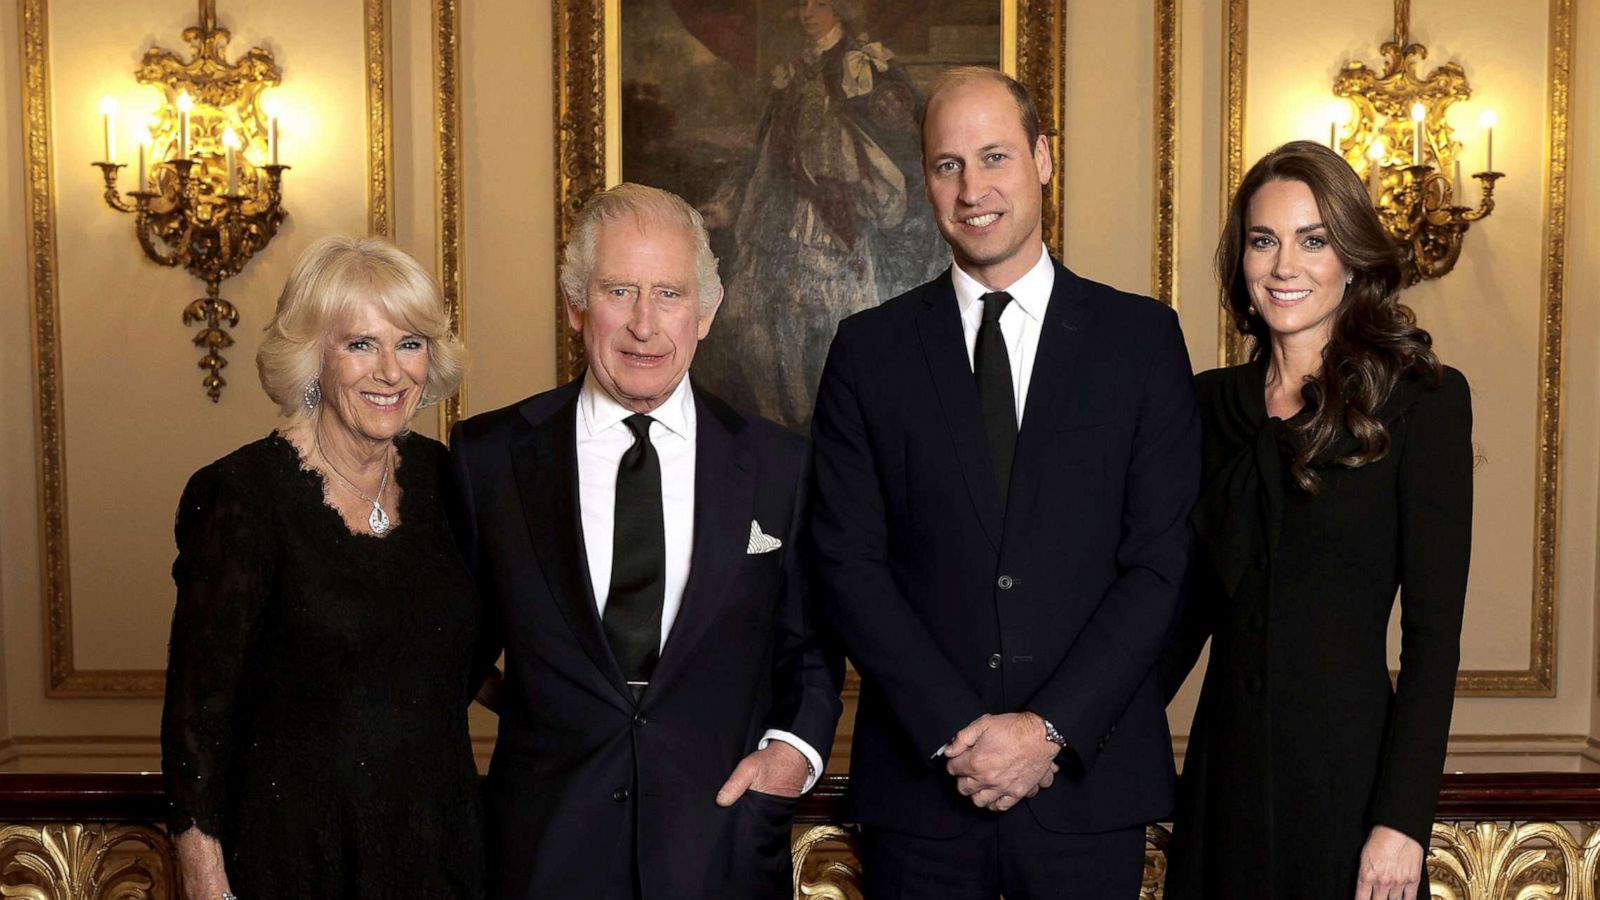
[
  {"x1": 575, "y1": 372, "x2": 823, "y2": 790},
  {"x1": 951, "y1": 243, "x2": 1055, "y2": 426}
]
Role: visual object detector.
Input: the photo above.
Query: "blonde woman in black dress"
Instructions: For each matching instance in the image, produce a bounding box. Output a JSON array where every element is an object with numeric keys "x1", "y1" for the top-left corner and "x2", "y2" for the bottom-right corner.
[
  {"x1": 1162, "y1": 141, "x2": 1472, "y2": 900},
  {"x1": 162, "y1": 236, "x2": 482, "y2": 899}
]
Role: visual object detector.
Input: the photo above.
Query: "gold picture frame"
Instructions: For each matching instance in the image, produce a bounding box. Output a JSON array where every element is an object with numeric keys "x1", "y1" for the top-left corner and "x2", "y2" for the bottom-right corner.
[{"x1": 552, "y1": 0, "x2": 1068, "y2": 396}]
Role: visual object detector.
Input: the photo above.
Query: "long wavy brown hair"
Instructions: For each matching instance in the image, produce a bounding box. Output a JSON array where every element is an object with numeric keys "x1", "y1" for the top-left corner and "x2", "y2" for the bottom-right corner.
[{"x1": 1217, "y1": 140, "x2": 1440, "y2": 493}]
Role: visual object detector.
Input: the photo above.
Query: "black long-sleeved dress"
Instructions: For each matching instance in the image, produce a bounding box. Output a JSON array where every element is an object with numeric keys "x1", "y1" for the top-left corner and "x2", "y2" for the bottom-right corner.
[
  {"x1": 161, "y1": 431, "x2": 484, "y2": 899},
  {"x1": 1161, "y1": 360, "x2": 1472, "y2": 899}
]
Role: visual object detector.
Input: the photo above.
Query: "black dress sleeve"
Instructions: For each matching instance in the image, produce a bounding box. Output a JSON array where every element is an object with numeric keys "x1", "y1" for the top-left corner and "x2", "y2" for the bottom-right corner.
[
  {"x1": 161, "y1": 461, "x2": 275, "y2": 837},
  {"x1": 1366, "y1": 367, "x2": 1473, "y2": 845}
]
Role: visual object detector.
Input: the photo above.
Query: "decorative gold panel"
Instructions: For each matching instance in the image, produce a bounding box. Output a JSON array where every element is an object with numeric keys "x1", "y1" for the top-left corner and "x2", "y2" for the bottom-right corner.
[
  {"x1": 1209, "y1": 0, "x2": 1568, "y2": 698},
  {"x1": 22, "y1": 0, "x2": 395, "y2": 697},
  {"x1": 1151, "y1": 0, "x2": 1179, "y2": 309},
  {"x1": 434, "y1": 0, "x2": 466, "y2": 437},
  {"x1": 0, "y1": 824, "x2": 178, "y2": 900},
  {"x1": 365, "y1": 0, "x2": 393, "y2": 238}
]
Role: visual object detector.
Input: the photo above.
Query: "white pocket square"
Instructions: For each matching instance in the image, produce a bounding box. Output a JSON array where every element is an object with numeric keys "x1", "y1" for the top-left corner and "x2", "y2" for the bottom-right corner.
[{"x1": 747, "y1": 520, "x2": 783, "y2": 554}]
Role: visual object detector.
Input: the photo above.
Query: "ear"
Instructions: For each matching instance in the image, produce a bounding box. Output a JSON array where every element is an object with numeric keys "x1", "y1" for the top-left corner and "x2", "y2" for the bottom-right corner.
[
  {"x1": 696, "y1": 287, "x2": 724, "y2": 341},
  {"x1": 565, "y1": 298, "x2": 585, "y2": 333},
  {"x1": 1033, "y1": 134, "x2": 1053, "y2": 185}
]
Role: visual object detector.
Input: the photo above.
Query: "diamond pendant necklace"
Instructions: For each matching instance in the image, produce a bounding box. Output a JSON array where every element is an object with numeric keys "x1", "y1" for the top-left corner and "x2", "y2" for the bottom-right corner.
[{"x1": 314, "y1": 430, "x2": 394, "y2": 535}]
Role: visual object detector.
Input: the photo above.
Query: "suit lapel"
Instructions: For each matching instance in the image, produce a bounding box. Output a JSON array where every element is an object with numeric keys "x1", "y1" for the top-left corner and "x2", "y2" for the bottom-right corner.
[
  {"x1": 511, "y1": 392, "x2": 633, "y2": 707},
  {"x1": 1014, "y1": 260, "x2": 1095, "y2": 444},
  {"x1": 915, "y1": 272, "x2": 1004, "y2": 550},
  {"x1": 648, "y1": 389, "x2": 755, "y2": 696}
]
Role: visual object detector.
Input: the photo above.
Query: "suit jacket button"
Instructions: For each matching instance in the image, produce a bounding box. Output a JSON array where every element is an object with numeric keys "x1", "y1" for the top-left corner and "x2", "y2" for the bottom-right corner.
[
  {"x1": 633, "y1": 713, "x2": 647, "y2": 727},
  {"x1": 997, "y1": 575, "x2": 1014, "y2": 590},
  {"x1": 613, "y1": 788, "x2": 630, "y2": 802},
  {"x1": 988, "y1": 653, "x2": 1002, "y2": 669}
]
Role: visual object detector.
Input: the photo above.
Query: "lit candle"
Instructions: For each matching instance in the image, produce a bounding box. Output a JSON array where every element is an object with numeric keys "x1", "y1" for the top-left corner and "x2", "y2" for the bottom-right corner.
[
  {"x1": 176, "y1": 92, "x2": 193, "y2": 160},
  {"x1": 137, "y1": 138, "x2": 149, "y2": 191},
  {"x1": 1480, "y1": 109, "x2": 1497, "y2": 171},
  {"x1": 1411, "y1": 102, "x2": 1426, "y2": 167},
  {"x1": 223, "y1": 127, "x2": 239, "y2": 194},
  {"x1": 263, "y1": 96, "x2": 281, "y2": 166},
  {"x1": 99, "y1": 96, "x2": 117, "y2": 162},
  {"x1": 1367, "y1": 139, "x2": 1385, "y2": 203},
  {"x1": 1329, "y1": 120, "x2": 1337, "y2": 151}
]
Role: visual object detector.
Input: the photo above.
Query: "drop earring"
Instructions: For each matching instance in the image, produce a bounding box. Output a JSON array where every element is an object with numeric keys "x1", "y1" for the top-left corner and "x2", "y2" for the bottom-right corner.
[{"x1": 303, "y1": 376, "x2": 322, "y2": 411}]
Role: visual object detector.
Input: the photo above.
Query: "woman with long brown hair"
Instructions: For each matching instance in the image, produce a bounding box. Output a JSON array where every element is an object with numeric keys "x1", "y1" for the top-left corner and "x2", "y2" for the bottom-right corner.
[{"x1": 1161, "y1": 140, "x2": 1472, "y2": 900}]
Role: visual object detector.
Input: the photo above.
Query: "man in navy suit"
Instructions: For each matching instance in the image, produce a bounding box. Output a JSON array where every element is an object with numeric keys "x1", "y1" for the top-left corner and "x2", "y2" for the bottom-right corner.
[
  {"x1": 449, "y1": 183, "x2": 843, "y2": 899},
  {"x1": 810, "y1": 67, "x2": 1201, "y2": 897}
]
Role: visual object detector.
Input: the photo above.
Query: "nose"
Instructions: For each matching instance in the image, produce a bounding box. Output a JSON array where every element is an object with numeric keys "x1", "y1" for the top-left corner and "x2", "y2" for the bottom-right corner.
[
  {"x1": 1269, "y1": 244, "x2": 1298, "y2": 281},
  {"x1": 627, "y1": 295, "x2": 658, "y2": 340},
  {"x1": 957, "y1": 168, "x2": 989, "y2": 207},
  {"x1": 376, "y1": 345, "x2": 403, "y2": 384}
]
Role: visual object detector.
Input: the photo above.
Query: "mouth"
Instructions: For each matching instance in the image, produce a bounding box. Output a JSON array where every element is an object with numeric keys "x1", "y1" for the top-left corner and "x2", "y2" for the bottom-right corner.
[
  {"x1": 360, "y1": 390, "x2": 405, "y2": 410},
  {"x1": 620, "y1": 350, "x2": 668, "y2": 366},
  {"x1": 1266, "y1": 287, "x2": 1312, "y2": 304},
  {"x1": 961, "y1": 213, "x2": 1000, "y2": 230}
]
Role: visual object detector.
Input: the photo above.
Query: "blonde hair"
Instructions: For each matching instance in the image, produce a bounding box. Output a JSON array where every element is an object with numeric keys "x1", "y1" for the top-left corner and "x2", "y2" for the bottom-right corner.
[
  {"x1": 257, "y1": 235, "x2": 466, "y2": 420},
  {"x1": 559, "y1": 183, "x2": 722, "y2": 315}
]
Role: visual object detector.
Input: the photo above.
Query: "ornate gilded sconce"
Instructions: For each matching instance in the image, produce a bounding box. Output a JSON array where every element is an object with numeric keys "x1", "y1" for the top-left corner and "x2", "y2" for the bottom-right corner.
[
  {"x1": 91, "y1": 0, "x2": 289, "y2": 401},
  {"x1": 1329, "y1": 0, "x2": 1502, "y2": 287}
]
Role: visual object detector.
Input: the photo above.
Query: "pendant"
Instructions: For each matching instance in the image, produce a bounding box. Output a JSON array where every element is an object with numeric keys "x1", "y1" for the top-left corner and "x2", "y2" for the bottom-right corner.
[{"x1": 369, "y1": 502, "x2": 391, "y2": 535}]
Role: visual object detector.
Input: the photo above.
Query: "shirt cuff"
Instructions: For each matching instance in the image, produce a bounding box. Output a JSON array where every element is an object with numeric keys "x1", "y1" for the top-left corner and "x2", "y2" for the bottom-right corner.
[{"x1": 759, "y1": 729, "x2": 824, "y2": 793}]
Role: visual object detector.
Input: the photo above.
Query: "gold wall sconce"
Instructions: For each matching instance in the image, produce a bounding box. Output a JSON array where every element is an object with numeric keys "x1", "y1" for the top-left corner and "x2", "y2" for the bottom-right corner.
[
  {"x1": 91, "y1": 0, "x2": 289, "y2": 402},
  {"x1": 1328, "y1": 0, "x2": 1502, "y2": 287}
]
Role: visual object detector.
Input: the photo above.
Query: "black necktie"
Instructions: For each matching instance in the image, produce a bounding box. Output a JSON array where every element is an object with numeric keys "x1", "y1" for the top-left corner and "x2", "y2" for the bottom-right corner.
[
  {"x1": 975, "y1": 291, "x2": 1017, "y2": 504},
  {"x1": 604, "y1": 414, "x2": 665, "y2": 698}
]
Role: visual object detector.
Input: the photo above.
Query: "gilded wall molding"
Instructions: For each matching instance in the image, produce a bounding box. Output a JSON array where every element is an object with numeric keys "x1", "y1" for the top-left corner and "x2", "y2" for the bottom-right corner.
[
  {"x1": 1217, "y1": 0, "x2": 1249, "y2": 366},
  {"x1": 434, "y1": 0, "x2": 466, "y2": 435},
  {"x1": 365, "y1": 0, "x2": 393, "y2": 238},
  {"x1": 24, "y1": 0, "x2": 395, "y2": 696},
  {"x1": 1151, "y1": 0, "x2": 1179, "y2": 309},
  {"x1": 0, "y1": 823, "x2": 179, "y2": 899}
]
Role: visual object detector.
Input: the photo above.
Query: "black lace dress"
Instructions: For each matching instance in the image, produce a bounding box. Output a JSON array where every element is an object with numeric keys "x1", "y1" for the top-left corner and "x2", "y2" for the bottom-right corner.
[{"x1": 161, "y1": 431, "x2": 484, "y2": 899}]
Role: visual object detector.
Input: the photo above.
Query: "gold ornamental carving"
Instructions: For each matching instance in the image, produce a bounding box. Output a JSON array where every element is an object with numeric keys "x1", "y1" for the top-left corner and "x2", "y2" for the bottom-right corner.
[
  {"x1": 792, "y1": 825, "x2": 863, "y2": 899},
  {"x1": 94, "y1": 0, "x2": 290, "y2": 402},
  {"x1": 1151, "y1": 0, "x2": 1179, "y2": 310},
  {"x1": 1330, "y1": 0, "x2": 1500, "y2": 288},
  {"x1": 1217, "y1": 0, "x2": 1250, "y2": 367},
  {"x1": 0, "y1": 824, "x2": 179, "y2": 900},
  {"x1": 434, "y1": 0, "x2": 467, "y2": 436}
]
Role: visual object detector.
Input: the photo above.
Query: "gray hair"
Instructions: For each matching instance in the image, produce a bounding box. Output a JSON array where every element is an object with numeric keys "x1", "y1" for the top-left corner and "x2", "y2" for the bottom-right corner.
[
  {"x1": 559, "y1": 183, "x2": 722, "y2": 316},
  {"x1": 256, "y1": 235, "x2": 466, "y2": 420}
]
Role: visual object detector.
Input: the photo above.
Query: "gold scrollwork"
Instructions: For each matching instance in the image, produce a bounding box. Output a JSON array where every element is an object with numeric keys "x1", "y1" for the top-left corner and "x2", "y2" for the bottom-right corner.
[
  {"x1": 1217, "y1": 0, "x2": 1250, "y2": 367},
  {"x1": 0, "y1": 823, "x2": 179, "y2": 900},
  {"x1": 366, "y1": 0, "x2": 393, "y2": 239},
  {"x1": 792, "y1": 824, "x2": 863, "y2": 900},
  {"x1": 1151, "y1": 0, "x2": 1180, "y2": 310},
  {"x1": 1427, "y1": 820, "x2": 1600, "y2": 899}
]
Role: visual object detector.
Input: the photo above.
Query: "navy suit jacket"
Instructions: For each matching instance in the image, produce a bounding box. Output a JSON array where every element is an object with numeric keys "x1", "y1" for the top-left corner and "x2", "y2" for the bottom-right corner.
[
  {"x1": 449, "y1": 380, "x2": 844, "y2": 899},
  {"x1": 810, "y1": 259, "x2": 1200, "y2": 837}
]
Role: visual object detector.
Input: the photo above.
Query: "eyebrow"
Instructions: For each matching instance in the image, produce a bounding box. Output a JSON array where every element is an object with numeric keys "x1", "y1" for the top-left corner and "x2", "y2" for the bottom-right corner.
[{"x1": 1247, "y1": 223, "x2": 1328, "y2": 235}]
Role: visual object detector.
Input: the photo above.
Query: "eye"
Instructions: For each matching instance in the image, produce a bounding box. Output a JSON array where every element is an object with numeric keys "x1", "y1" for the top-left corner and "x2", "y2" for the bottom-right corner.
[
  {"x1": 1248, "y1": 235, "x2": 1276, "y2": 249},
  {"x1": 1303, "y1": 234, "x2": 1329, "y2": 250},
  {"x1": 935, "y1": 160, "x2": 960, "y2": 174},
  {"x1": 400, "y1": 337, "x2": 427, "y2": 351},
  {"x1": 346, "y1": 339, "x2": 373, "y2": 352},
  {"x1": 985, "y1": 152, "x2": 1007, "y2": 164}
]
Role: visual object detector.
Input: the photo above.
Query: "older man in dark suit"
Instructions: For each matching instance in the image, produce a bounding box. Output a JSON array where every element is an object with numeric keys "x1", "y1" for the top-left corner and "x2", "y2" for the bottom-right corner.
[
  {"x1": 449, "y1": 183, "x2": 843, "y2": 900},
  {"x1": 810, "y1": 67, "x2": 1202, "y2": 897}
]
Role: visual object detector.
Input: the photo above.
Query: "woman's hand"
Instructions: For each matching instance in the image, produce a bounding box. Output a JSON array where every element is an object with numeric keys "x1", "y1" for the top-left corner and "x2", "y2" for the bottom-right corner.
[
  {"x1": 1355, "y1": 824, "x2": 1424, "y2": 900},
  {"x1": 175, "y1": 827, "x2": 232, "y2": 900}
]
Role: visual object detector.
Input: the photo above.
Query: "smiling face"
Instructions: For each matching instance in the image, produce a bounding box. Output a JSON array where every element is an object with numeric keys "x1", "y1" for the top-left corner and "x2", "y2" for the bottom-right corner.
[
  {"x1": 319, "y1": 294, "x2": 430, "y2": 444},
  {"x1": 797, "y1": 0, "x2": 840, "y2": 40},
  {"x1": 568, "y1": 216, "x2": 720, "y2": 413},
  {"x1": 922, "y1": 77, "x2": 1052, "y2": 289},
  {"x1": 1243, "y1": 178, "x2": 1352, "y2": 351}
]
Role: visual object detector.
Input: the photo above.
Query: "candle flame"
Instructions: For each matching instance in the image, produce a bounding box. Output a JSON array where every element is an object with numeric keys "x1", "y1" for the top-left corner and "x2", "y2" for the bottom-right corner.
[
  {"x1": 1410, "y1": 102, "x2": 1426, "y2": 122},
  {"x1": 222, "y1": 127, "x2": 241, "y2": 150},
  {"x1": 99, "y1": 96, "x2": 118, "y2": 115},
  {"x1": 176, "y1": 92, "x2": 193, "y2": 113},
  {"x1": 1480, "y1": 109, "x2": 1498, "y2": 129},
  {"x1": 262, "y1": 95, "x2": 281, "y2": 119},
  {"x1": 1367, "y1": 139, "x2": 1386, "y2": 160}
]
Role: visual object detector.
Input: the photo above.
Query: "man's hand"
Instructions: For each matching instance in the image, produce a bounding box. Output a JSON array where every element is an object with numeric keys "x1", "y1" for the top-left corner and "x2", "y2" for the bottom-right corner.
[
  {"x1": 715, "y1": 740, "x2": 810, "y2": 806},
  {"x1": 944, "y1": 712, "x2": 1060, "y2": 811},
  {"x1": 1354, "y1": 824, "x2": 1424, "y2": 900}
]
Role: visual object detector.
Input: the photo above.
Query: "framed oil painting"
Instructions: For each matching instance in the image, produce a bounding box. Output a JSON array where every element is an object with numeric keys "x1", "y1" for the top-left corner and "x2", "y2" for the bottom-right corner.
[{"x1": 555, "y1": 0, "x2": 1065, "y2": 431}]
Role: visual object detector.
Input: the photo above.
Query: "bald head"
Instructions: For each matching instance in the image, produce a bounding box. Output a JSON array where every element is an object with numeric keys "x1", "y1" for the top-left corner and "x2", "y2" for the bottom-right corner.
[{"x1": 922, "y1": 67, "x2": 1041, "y2": 154}]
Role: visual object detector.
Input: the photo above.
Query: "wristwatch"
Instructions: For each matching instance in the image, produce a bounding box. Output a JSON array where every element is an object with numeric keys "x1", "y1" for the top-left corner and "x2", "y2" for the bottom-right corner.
[{"x1": 1041, "y1": 717, "x2": 1068, "y2": 751}]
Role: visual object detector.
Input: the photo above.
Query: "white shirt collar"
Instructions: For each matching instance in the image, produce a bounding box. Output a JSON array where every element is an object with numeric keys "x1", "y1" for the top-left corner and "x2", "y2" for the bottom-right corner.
[
  {"x1": 814, "y1": 23, "x2": 845, "y2": 52},
  {"x1": 952, "y1": 243, "x2": 1054, "y2": 322},
  {"x1": 579, "y1": 370, "x2": 696, "y2": 441}
]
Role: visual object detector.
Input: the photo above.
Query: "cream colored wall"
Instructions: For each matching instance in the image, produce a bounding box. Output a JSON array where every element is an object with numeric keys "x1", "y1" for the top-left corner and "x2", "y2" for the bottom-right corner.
[{"x1": 2, "y1": 0, "x2": 1598, "y2": 774}]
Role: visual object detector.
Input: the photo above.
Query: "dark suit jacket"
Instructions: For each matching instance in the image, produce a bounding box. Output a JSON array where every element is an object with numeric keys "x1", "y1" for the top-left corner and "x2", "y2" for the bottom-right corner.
[
  {"x1": 810, "y1": 259, "x2": 1201, "y2": 838},
  {"x1": 448, "y1": 379, "x2": 844, "y2": 899}
]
